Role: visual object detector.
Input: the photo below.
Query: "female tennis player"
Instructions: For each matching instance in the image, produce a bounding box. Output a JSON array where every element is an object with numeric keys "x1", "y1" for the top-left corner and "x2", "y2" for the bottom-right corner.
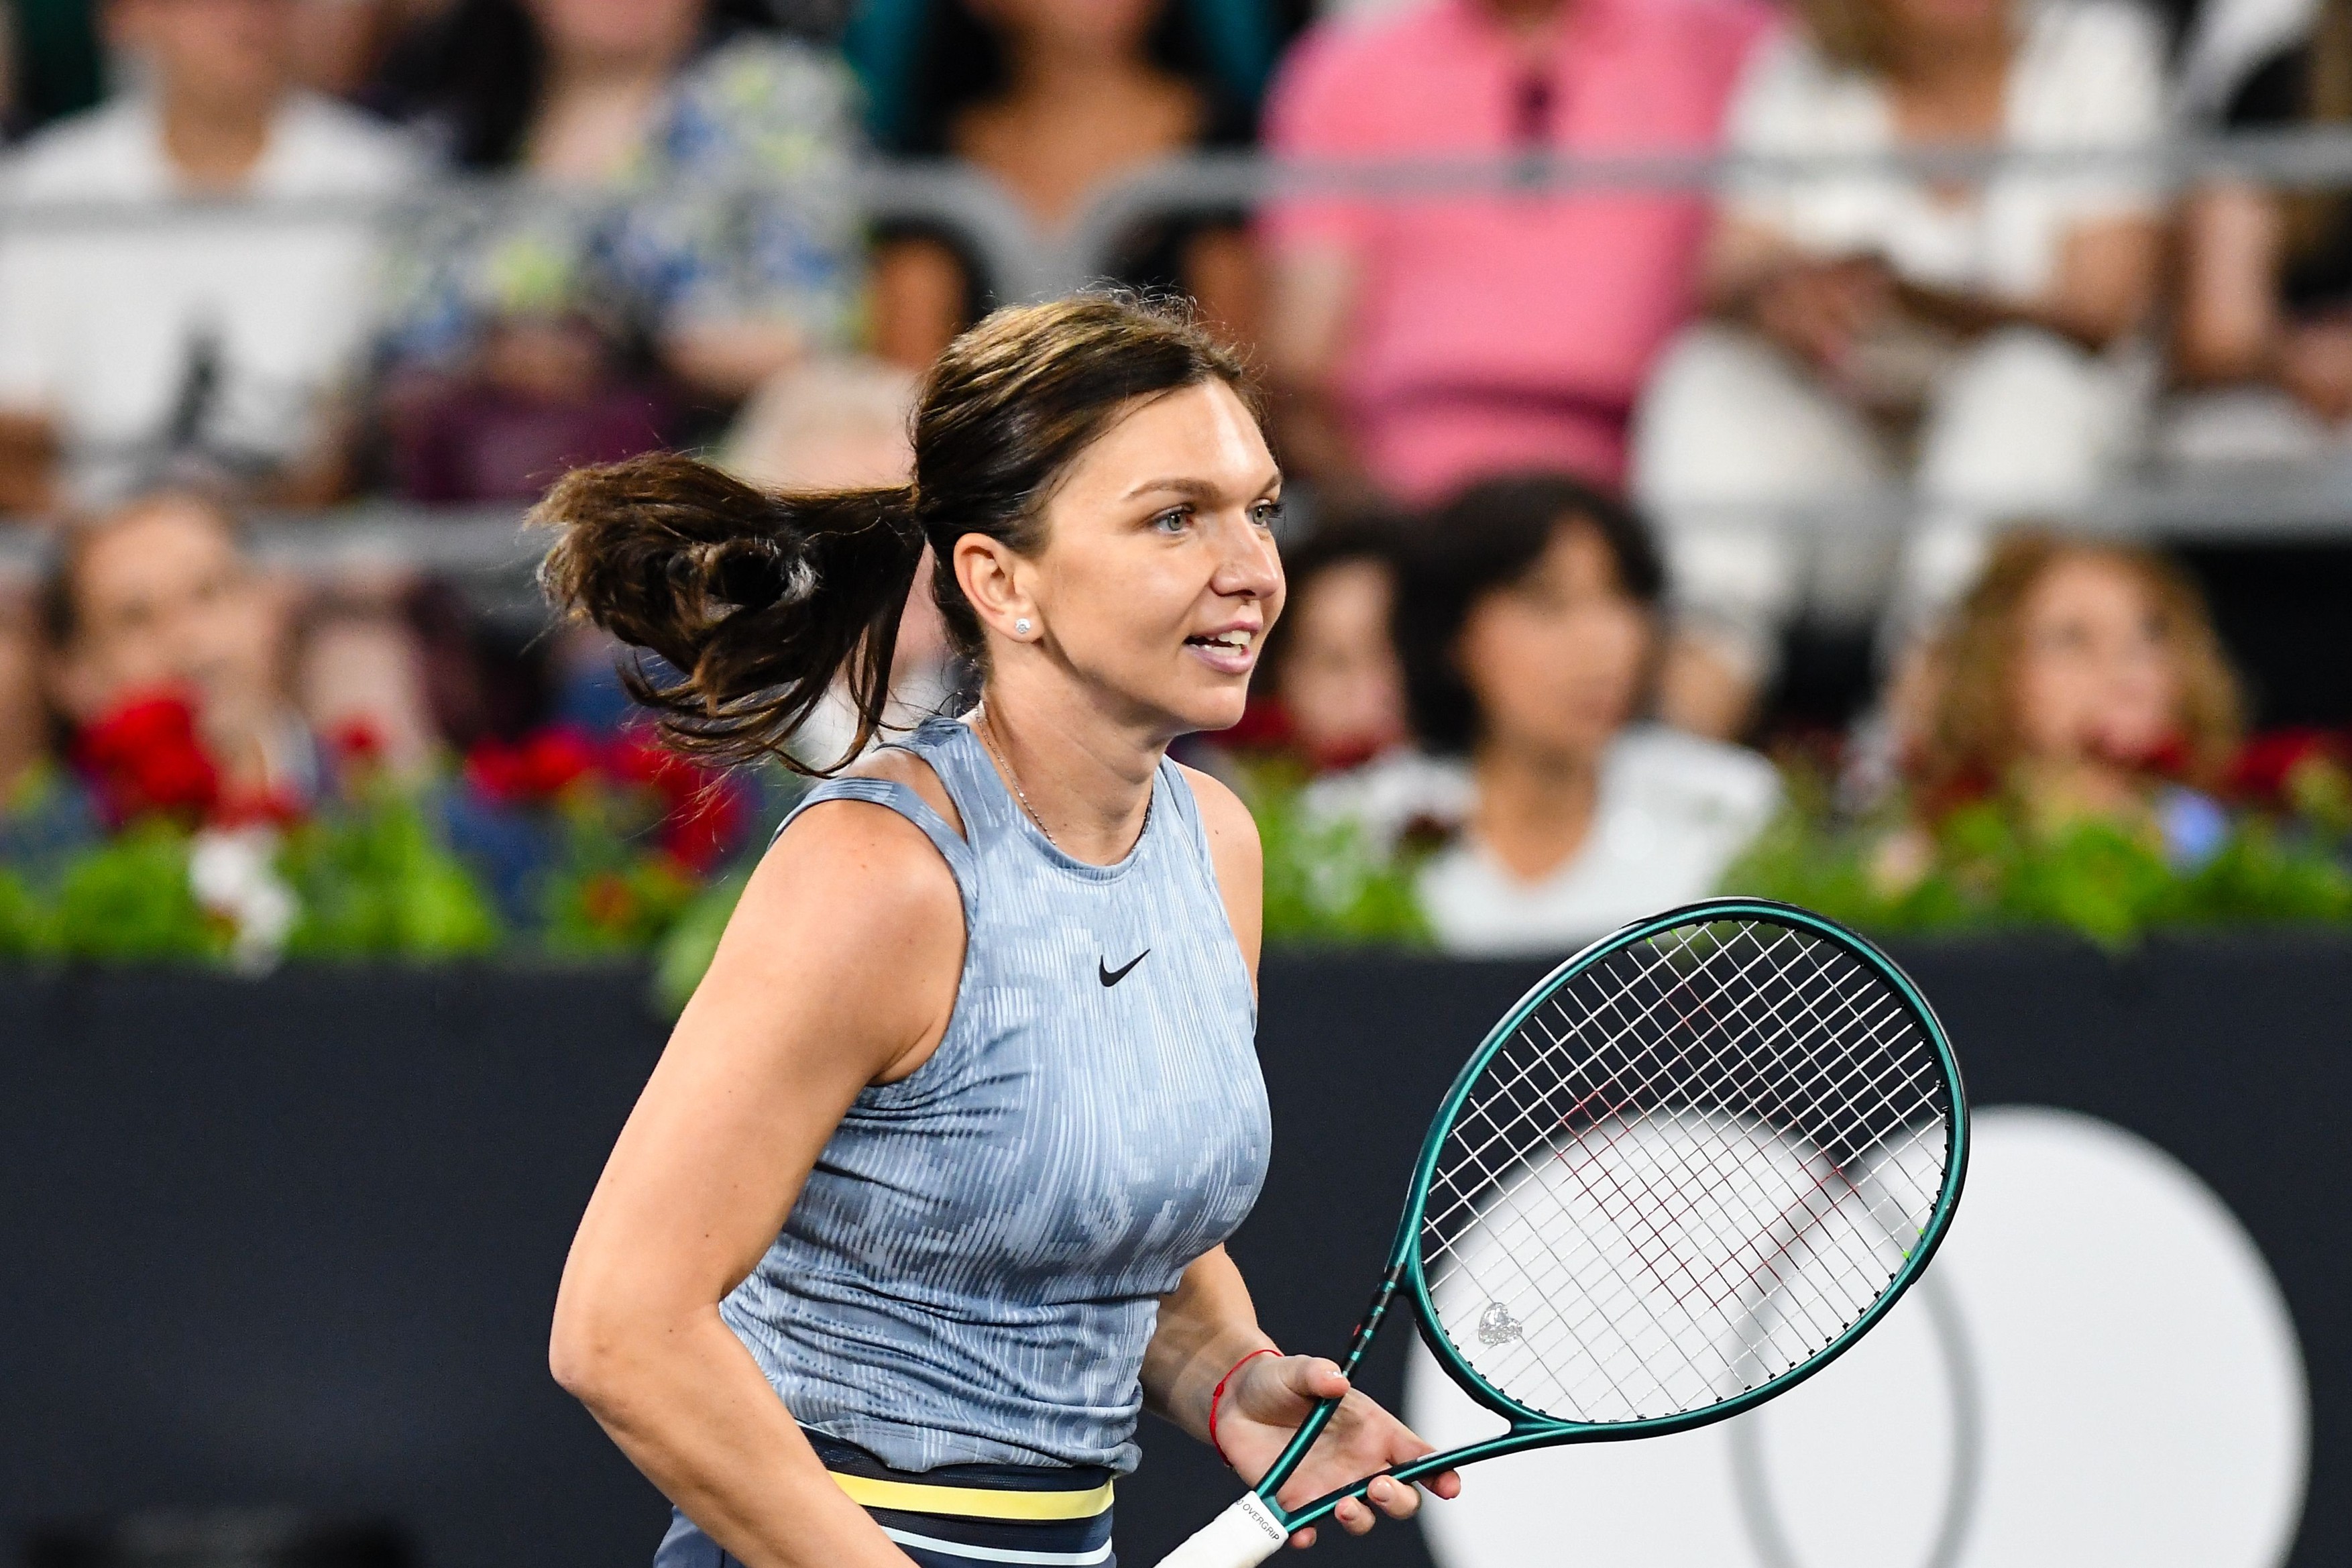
[{"x1": 541, "y1": 295, "x2": 1459, "y2": 1568}]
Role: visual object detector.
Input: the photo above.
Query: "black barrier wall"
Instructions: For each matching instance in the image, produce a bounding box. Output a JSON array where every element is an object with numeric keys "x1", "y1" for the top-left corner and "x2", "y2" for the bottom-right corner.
[{"x1": 3, "y1": 940, "x2": 2348, "y2": 1566}]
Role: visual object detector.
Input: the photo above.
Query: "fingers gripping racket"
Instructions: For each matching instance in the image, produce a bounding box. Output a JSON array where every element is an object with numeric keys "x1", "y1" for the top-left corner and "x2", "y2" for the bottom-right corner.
[{"x1": 1158, "y1": 899, "x2": 1969, "y2": 1568}]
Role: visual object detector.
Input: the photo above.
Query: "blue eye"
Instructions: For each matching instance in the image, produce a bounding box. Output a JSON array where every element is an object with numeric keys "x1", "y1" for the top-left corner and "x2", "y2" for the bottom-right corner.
[{"x1": 1152, "y1": 507, "x2": 1190, "y2": 534}]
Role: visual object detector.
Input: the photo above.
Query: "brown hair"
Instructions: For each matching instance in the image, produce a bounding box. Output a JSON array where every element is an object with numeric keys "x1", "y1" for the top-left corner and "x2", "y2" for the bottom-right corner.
[
  {"x1": 1910, "y1": 533, "x2": 2243, "y2": 804},
  {"x1": 1792, "y1": 0, "x2": 1898, "y2": 74},
  {"x1": 534, "y1": 294, "x2": 1257, "y2": 773}
]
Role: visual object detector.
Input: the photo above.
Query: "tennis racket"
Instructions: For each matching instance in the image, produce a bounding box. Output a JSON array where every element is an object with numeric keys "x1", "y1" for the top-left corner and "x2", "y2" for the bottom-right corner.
[{"x1": 1158, "y1": 897, "x2": 1968, "y2": 1568}]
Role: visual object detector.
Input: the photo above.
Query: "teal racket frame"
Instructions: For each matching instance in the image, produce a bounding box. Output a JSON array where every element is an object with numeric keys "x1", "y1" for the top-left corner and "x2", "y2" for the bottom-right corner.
[{"x1": 1251, "y1": 897, "x2": 1971, "y2": 1534}]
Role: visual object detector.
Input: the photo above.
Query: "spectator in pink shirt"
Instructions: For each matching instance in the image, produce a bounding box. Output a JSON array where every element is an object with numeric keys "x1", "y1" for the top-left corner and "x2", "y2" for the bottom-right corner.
[{"x1": 1257, "y1": 0, "x2": 1769, "y2": 508}]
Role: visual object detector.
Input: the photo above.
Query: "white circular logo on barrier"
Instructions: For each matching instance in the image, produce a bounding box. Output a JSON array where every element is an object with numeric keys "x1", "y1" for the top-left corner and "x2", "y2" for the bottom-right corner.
[{"x1": 1406, "y1": 1107, "x2": 2309, "y2": 1568}]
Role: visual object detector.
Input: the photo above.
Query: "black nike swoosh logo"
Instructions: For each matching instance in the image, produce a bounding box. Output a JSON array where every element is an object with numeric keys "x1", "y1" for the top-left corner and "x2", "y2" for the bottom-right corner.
[{"x1": 1099, "y1": 950, "x2": 1150, "y2": 987}]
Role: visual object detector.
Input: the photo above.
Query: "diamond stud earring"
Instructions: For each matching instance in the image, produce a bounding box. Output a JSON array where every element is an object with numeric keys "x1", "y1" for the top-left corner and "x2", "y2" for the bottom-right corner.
[{"x1": 1014, "y1": 618, "x2": 1033, "y2": 636}]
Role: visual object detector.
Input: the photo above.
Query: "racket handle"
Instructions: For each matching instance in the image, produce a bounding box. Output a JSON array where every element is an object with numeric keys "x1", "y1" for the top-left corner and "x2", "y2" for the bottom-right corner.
[{"x1": 1151, "y1": 1494, "x2": 1288, "y2": 1568}]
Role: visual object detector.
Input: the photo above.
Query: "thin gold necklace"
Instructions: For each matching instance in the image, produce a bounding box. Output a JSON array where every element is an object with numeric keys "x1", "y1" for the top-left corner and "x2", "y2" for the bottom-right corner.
[
  {"x1": 972, "y1": 703, "x2": 1152, "y2": 856},
  {"x1": 973, "y1": 703, "x2": 1060, "y2": 849}
]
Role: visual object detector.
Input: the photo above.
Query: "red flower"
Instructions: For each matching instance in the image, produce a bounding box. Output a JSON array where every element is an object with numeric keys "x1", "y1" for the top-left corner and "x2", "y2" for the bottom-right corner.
[
  {"x1": 606, "y1": 729, "x2": 745, "y2": 873},
  {"x1": 465, "y1": 726, "x2": 600, "y2": 804},
  {"x1": 74, "y1": 691, "x2": 220, "y2": 826},
  {"x1": 327, "y1": 718, "x2": 386, "y2": 767},
  {"x1": 2227, "y1": 728, "x2": 2345, "y2": 805}
]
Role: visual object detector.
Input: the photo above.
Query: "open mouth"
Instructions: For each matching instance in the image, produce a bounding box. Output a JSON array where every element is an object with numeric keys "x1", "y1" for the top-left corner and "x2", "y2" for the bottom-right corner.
[{"x1": 1185, "y1": 630, "x2": 1256, "y2": 653}]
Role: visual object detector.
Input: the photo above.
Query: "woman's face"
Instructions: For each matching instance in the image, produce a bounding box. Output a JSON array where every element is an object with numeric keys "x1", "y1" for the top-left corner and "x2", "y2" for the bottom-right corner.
[
  {"x1": 987, "y1": 379, "x2": 1284, "y2": 738},
  {"x1": 1877, "y1": 0, "x2": 2008, "y2": 54},
  {"x1": 970, "y1": 0, "x2": 1165, "y2": 57},
  {"x1": 1456, "y1": 518, "x2": 1653, "y2": 765},
  {"x1": 527, "y1": 0, "x2": 702, "y2": 69},
  {"x1": 1276, "y1": 558, "x2": 1406, "y2": 769},
  {"x1": 2011, "y1": 553, "x2": 2181, "y2": 768}
]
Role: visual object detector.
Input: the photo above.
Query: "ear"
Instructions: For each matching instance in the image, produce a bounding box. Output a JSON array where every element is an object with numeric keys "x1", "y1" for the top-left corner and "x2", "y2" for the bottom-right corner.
[{"x1": 953, "y1": 533, "x2": 1040, "y2": 646}]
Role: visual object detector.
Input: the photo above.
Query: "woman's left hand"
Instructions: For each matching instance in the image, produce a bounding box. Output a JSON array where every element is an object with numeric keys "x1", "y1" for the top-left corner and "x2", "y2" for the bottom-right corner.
[{"x1": 1213, "y1": 1353, "x2": 1462, "y2": 1549}]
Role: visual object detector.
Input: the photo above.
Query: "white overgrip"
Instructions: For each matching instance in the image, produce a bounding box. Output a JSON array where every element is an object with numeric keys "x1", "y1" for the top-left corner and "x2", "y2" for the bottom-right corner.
[{"x1": 1152, "y1": 1492, "x2": 1289, "y2": 1568}]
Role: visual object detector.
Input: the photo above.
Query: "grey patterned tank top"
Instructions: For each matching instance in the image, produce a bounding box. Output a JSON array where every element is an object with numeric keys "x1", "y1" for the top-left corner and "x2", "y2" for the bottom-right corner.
[{"x1": 719, "y1": 716, "x2": 1271, "y2": 1474}]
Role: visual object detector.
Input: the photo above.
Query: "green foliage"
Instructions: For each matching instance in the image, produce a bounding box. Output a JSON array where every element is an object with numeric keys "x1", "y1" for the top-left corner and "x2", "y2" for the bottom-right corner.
[
  {"x1": 48, "y1": 821, "x2": 223, "y2": 962},
  {"x1": 281, "y1": 787, "x2": 502, "y2": 960},
  {"x1": 1721, "y1": 786, "x2": 2352, "y2": 948},
  {"x1": 545, "y1": 853, "x2": 702, "y2": 956},
  {"x1": 0, "y1": 864, "x2": 48, "y2": 957},
  {"x1": 1244, "y1": 764, "x2": 1431, "y2": 948},
  {"x1": 653, "y1": 867, "x2": 750, "y2": 1016},
  {"x1": 538, "y1": 782, "x2": 706, "y2": 956}
]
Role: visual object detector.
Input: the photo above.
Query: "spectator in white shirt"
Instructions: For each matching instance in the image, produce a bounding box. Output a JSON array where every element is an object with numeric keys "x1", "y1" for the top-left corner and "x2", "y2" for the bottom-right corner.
[
  {"x1": 1630, "y1": 0, "x2": 2169, "y2": 738},
  {"x1": 0, "y1": 0, "x2": 420, "y2": 513},
  {"x1": 1308, "y1": 473, "x2": 1779, "y2": 957}
]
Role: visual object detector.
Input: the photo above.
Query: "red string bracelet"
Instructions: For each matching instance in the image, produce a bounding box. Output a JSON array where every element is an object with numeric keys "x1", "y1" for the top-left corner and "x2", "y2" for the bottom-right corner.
[{"x1": 1208, "y1": 1347, "x2": 1280, "y2": 1471}]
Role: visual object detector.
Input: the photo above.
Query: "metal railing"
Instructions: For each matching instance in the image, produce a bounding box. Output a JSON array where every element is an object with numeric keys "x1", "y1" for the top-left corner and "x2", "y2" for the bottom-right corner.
[{"x1": 0, "y1": 130, "x2": 2349, "y2": 573}]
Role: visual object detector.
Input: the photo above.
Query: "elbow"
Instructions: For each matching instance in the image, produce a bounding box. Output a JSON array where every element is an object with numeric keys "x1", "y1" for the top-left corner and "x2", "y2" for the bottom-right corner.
[{"x1": 549, "y1": 1288, "x2": 632, "y2": 1409}]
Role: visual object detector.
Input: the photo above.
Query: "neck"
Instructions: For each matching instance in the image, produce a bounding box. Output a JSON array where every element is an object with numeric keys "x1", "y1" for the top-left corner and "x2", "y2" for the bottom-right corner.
[
  {"x1": 157, "y1": 85, "x2": 278, "y2": 190},
  {"x1": 1884, "y1": 25, "x2": 2011, "y2": 98},
  {"x1": 1479, "y1": 0, "x2": 1572, "y2": 42},
  {"x1": 1470, "y1": 734, "x2": 1602, "y2": 883},
  {"x1": 201, "y1": 699, "x2": 286, "y2": 800},
  {"x1": 1000, "y1": 33, "x2": 1158, "y2": 105},
  {"x1": 972, "y1": 669, "x2": 1166, "y2": 866},
  {"x1": 530, "y1": 48, "x2": 678, "y2": 180}
]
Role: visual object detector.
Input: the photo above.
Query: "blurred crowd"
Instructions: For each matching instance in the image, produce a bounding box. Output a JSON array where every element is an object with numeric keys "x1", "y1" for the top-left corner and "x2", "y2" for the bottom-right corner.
[{"x1": 1, "y1": 0, "x2": 2349, "y2": 957}]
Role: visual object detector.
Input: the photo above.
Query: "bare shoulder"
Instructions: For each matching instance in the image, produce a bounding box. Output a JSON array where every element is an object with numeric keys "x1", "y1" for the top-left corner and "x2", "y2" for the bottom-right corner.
[
  {"x1": 844, "y1": 739, "x2": 967, "y2": 840},
  {"x1": 1176, "y1": 762, "x2": 1263, "y2": 868},
  {"x1": 753, "y1": 745, "x2": 966, "y2": 939},
  {"x1": 1176, "y1": 762, "x2": 1264, "y2": 978}
]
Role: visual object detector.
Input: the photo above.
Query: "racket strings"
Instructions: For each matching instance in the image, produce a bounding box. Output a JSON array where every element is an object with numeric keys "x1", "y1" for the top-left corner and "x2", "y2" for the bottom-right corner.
[
  {"x1": 1429, "y1": 942, "x2": 1891, "y2": 1410},
  {"x1": 1418, "y1": 919, "x2": 1952, "y2": 1425},
  {"x1": 1510, "y1": 927, "x2": 1941, "y2": 1366},
  {"x1": 1441, "y1": 925, "x2": 1944, "y2": 1410}
]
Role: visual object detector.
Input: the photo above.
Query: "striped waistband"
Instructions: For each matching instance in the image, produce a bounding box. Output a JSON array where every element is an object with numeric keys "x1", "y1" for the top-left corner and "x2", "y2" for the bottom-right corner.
[
  {"x1": 827, "y1": 1469, "x2": 1114, "y2": 1522},
  {"x1": 805, "y1": 1429, "x2": 1116, "y2": 1564}
]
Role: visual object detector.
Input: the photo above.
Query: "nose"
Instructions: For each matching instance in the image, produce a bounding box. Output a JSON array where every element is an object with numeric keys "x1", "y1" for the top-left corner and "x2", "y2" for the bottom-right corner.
[{"x1": 1209, "y1": 514, "x2": 1284, "y2": 602}]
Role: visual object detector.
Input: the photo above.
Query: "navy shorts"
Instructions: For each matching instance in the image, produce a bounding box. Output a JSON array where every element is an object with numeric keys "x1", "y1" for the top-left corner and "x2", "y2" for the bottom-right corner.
[{"x1": 651, "y1": 1433, "x2": 1116, "y2": 1568}]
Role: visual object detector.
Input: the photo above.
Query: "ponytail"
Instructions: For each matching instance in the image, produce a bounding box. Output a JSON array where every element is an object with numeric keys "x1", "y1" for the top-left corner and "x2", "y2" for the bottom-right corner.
[
  {"x1": 533, "y1": 294, "x2": 1260, "y2": 775},
  {"x1": 532, "y1": 451, "x2": 924, "y2": 775}
]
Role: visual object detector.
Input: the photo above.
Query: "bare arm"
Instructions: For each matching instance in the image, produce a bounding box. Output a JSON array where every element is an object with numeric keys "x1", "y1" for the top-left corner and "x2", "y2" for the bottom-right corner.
[
  {"x1": 1143, "y1": 771, "x2": 1459, "y2": 1548},
  {"x1": 1897, "y1": 213, "x2": 2164, "y2": 353},
  {"x1": 549, "y1": 771, "x2": 965, "y2": 1567},
  {"x1": 1706, "y1": 210, "x2": 2163, "y2": 361},
  {"x1": 2177, "y1": 183, "x2": 2286, "y2": 385}
]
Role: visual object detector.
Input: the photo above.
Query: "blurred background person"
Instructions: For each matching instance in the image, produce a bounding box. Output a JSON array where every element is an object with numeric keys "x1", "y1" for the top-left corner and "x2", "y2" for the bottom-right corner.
[
  {"x1": 0, "y1": 0, "x2": 422, "y2": 514},
  {"x1": 2170, "y1": 0, "x2": 2352, "y2": 465},
  {"x1": 1632, "y1": 0, "x2": 2168, "y2": 740},
  {"x1": 1224, "y1": 511, "x2": 1408, "y2": 773},
  {"x1": 369, "y1": 0, "x2": 862, "y2": 504},
  {"x1": 42, "y1": 492, "x2": 320, "y2": 813},
  {"x1": 716, "y1": 353, "x2": 919, "y2": 493},
  {"x1": 1310, "y1": 473, "x2": 1780, "y2": 956},
  {"x1": 0, "y1": 580, "x2": 97, "y2": 862},
  {"x1": 294, "y1": 591, "x2": 443, "y2": 781},
  {"x1": 1899, "y1": 533, "x2": 2245, "y2": 861},
  {"x1": 858, "y1": 0, "x2": 1270, "y2": 366},
  {"x1": 1257, "y1": 0, "x2": 1769, "y2": 507}
]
